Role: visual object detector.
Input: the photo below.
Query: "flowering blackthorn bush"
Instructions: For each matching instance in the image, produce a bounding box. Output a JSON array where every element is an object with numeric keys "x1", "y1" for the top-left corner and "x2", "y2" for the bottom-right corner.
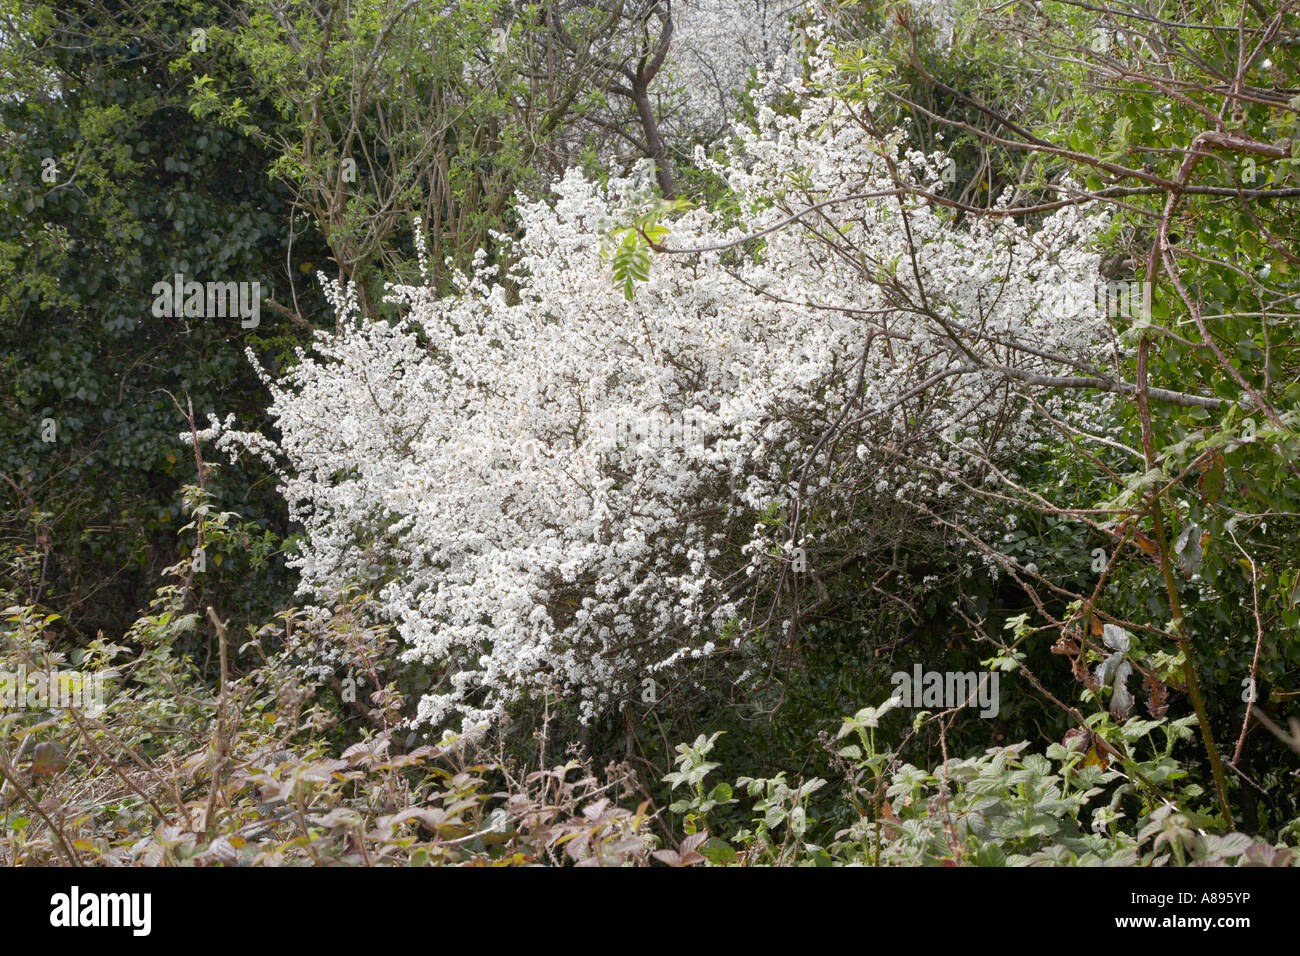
[{"x1": 207, "y1": 40, "x2": 1116, "y2": 731}]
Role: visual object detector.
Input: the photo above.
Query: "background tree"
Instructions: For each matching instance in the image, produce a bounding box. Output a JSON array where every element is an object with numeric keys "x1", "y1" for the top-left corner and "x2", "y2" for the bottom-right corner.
[
  {"x1": 0, "y1": 0, "x2": 311, "y2": 641},
  {"x1": 822, "y1": 0, "x2": 1300, "y2": 833}
]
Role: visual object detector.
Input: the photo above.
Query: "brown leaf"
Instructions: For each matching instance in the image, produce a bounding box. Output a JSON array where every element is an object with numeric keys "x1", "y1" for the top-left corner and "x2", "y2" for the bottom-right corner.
[
  {"x1": 1143, "y1": 675, "x2": 1169, "y2": 718},
  {"x1": 1075, "y1": 655, "x2": 1100, "y2": 690},
  {"x1": 1199, "y1": 456, "x2": 1226, "y2": 505},
  {"x1": 655, "y1": 832, "x2": 709, "y2": 867},
  {"x1": 203, "y1": 836, "x2": 239, "y2": 866},
  {"x1": 341, "y1": 735, "x2": 390, "y2": 765},
  {"x1": 1053, "y1": 635, "x2": 1081, "y2": 655},
  {"x1": 681, "y1": 830, "x2": 709, "y2": 855},
  {"x1": 1063, "y1": 728, "x2": 1091, "y2": 754},
  {"x1": 1083, "y1": 745, "x2": 1110, "y2": 770},
  {"x1": 31, "y1": 741, "x2": 67, "y2": 776},
  {"x1": 1133, "y1": 531, "x2": 1160, "y2": 557}
]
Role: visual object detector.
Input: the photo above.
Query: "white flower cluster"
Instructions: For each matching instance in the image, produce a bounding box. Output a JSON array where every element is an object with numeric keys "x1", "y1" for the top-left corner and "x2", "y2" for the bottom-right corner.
[
  {"x1": 665, "y1": 0, "x2": 797, "y2": 136},
  {"x1": 211, "y1": 41, "x2": 1112, "y2": 731},
  {"x1": 907, "y1": 0, "x2": 958, "y2": 50}
]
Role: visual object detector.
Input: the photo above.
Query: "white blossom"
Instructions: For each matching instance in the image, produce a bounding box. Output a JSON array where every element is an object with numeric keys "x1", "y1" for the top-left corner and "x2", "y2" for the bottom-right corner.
[{"x1": 211, "y1": 41, "x2": 1113, "y2": 731}]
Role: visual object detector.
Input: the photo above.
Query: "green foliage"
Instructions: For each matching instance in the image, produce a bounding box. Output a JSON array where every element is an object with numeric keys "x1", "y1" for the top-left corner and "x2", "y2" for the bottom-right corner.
[
  {"x1": 183, "y1": 0, "x2": 564, "y2": 308},
  {"x1": 0, "y1": 524, "x2": 657, "y2": 866},
  {"x1": 649, "y1": 701, "x2": 1294, "y2": 867},
  {"x1": 2, "y1": 0, "x2": 1298, "y2": 867},
  {"x1": 603, "y1": 196, "x2": 691, "y2": 299},
  {"x1": 0, "y1": 1, "x2": 312, "y2": 639}
]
